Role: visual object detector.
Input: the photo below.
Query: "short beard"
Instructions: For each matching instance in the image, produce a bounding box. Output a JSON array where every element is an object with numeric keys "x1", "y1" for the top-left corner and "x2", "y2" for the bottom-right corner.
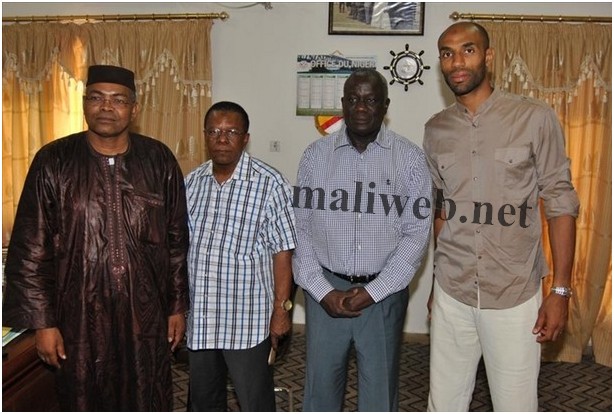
[{"x1": 445, "y1": 66, "x2": 487, "y2": 97}]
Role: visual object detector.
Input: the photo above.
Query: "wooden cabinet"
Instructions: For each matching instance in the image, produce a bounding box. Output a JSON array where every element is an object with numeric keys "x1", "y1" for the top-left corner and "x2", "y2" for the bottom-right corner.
[{"x1": 2, "y1": 331, "x2": 59, "y2": 411}]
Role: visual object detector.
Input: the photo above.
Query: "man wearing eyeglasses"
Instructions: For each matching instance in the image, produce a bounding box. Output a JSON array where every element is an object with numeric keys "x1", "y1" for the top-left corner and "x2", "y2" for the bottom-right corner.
[
  {"x1": 185, "y1": 101, "x2": 297, "y2": 411},
  {"x1": 293, "y1": 69, "x2": 432, "y2": 411},
  {"x1": 2, "y1": 64, "x2": 189, "y2": 411}
]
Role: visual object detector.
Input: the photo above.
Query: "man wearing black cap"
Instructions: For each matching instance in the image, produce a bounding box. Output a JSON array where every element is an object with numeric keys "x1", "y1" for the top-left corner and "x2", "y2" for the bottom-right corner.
[{"x1": 2, "y1": 64, "x2": 189, "y2": 411}]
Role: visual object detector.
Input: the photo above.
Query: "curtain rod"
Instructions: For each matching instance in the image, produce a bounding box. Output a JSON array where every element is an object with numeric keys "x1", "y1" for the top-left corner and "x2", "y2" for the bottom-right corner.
[
  {"x1": 450, "y1": 11, "x2": 611, "y2": 23},
  {"x1": 2, "y1": 12, "x2": 229, "y2": 23}
]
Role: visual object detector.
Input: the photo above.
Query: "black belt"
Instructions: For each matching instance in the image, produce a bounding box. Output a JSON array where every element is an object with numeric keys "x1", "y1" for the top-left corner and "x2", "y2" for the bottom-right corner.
[{"x1": 322, "y1": 266, "x2": 379, "y2": 284}]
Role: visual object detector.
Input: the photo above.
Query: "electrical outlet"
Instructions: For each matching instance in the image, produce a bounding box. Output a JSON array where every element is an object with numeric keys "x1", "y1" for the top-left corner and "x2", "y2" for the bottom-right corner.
[{"x1": 270, "y1": 140, "x2": 281, "y2": 152}]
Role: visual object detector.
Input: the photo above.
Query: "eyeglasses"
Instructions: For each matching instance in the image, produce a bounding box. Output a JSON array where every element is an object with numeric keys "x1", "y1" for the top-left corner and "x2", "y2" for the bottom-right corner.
[
  {"x1": 84, "y1": 95, "x2": 134, "y2": 108},
  {"x1": 345, "y1": 96, "x2": 380, "y2": 108},
  {"x1": 204, "y1": 128, "x2": 245, "y2": 140}
]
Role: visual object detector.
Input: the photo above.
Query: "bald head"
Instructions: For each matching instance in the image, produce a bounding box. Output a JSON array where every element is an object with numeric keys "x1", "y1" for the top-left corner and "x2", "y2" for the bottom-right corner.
[{"x1": 438, "y1": 22, "x2": 490, "y2": 50}]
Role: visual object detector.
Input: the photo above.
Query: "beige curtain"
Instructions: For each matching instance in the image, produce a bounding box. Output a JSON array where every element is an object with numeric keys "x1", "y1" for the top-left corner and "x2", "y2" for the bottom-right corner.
[
  {"x1": 481, "y1": 21, "x2": 611, "y2": 366},
  {"x1": 2, "y1": 20, "x2": 213, "y2": 245}
]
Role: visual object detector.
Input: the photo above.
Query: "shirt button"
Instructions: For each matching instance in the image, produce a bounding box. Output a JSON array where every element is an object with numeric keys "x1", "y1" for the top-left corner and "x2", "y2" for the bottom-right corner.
[
  {"x1": 478, "y1": 255, "x2": 482, "y2": 259},
  {"x1": 473, "y1": 177, "x2": 478, "y2": 181},
  {"x1": 476, "y1": 229, "x2": 481, "y2": 233}
]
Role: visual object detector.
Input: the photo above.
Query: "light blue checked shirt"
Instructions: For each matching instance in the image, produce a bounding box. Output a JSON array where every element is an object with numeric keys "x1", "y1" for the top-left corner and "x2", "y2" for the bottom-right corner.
[
  {"x1": 186, "y1": 151, "x2": 296, "y2": 350},
  {"x1": 293, "y1": 124, "x2": 432, "y2": 303}
]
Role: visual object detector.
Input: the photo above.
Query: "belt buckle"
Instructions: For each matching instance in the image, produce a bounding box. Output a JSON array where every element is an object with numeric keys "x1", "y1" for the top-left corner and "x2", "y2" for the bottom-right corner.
[{"x1": 351, "y1": 274, "x2": 365, "y2": 284}]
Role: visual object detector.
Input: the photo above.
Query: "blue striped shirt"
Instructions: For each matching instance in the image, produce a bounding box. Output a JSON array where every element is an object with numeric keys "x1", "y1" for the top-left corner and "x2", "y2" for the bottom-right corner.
[
  {"x1": 186, "y1": 151, "x2": 296, "y2": 349},
  {"x1": 293, "y1": 124, "x2": 432, "y2": 303}
]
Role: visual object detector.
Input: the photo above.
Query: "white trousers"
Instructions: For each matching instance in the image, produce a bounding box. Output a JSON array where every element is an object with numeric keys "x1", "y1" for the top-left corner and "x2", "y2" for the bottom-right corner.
[{"x1": 428, "y1": 279, "x2": 541, "y2": 412}]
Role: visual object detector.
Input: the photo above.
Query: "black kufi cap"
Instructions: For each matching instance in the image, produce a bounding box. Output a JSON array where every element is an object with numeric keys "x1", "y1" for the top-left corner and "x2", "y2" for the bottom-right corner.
[{"x1": 86, "y1": 65, "x2": 136, "y2": 92}]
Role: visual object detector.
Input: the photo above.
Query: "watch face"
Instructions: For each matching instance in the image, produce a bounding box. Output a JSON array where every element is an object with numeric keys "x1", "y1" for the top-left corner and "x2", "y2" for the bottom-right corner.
[{"x1": 397, "y1": 56, "x2": 418, "y2": 80}]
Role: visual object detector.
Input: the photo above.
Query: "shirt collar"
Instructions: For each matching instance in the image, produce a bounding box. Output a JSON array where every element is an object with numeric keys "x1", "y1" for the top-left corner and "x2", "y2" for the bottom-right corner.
[
  {"x1": 204, "y1": 151, "x2": 253, "y2": 181},
  {"x1": 333, "y1": 123, "x2": 392, "y2": 151},
  {"x1": 454, "y1": 88, "x2": 501, "y2": 116}
]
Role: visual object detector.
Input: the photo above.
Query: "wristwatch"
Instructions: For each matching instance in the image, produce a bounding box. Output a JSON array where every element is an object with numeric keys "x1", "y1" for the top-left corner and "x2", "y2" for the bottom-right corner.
[
  {"x1": 551, "y1": 286, "x2": 573, "y2": 298},
  {"x1": 280, "y1": 299, "x2": 293, "y2": 312}
]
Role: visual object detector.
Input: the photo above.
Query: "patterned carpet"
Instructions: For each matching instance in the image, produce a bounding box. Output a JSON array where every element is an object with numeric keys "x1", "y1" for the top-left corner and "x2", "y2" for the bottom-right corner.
[{"x1": 172, "y1": 327, "x2": 611, "y2": 412}]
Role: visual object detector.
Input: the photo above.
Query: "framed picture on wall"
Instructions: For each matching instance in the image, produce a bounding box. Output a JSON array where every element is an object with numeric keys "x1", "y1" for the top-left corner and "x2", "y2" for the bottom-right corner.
[{"x1": 328, "y1": 2, "x2": 425, "y2": 35}]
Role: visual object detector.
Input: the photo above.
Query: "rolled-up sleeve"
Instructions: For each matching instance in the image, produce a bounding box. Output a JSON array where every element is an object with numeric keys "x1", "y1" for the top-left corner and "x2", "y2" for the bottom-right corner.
[{"x1": 534, "y1": 108, "x2": 580, "y2": 219}]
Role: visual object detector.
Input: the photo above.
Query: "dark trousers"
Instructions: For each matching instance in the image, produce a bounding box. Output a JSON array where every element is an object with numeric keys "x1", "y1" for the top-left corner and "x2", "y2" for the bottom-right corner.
[
  {"x1": 303, "y1": 269, "x2": 409, "y2": 411},
  {"x1": 188, "y1": 337, "x2": 275, "y2": 412}
]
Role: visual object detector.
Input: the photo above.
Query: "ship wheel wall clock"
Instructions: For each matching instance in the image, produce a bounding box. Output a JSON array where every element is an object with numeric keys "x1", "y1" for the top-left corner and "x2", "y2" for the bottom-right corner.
[{"x1": 384, "y1": 44, "x2": 431, "y2": 91}]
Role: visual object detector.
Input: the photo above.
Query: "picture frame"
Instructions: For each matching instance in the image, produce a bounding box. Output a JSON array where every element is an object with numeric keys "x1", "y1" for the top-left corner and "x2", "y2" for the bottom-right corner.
[{"x1": 328, "y1": 2, "x2": 425, "y2": 36}]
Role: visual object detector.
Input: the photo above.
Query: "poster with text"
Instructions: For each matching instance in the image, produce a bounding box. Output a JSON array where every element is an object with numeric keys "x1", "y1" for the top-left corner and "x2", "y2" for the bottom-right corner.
[{"x1": 296, "y1": 54, "x2": 377, "y2": 116}]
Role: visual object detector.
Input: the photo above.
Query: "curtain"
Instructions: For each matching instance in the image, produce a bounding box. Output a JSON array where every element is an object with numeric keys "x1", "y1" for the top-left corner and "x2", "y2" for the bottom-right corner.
[
  {"x1": 481, "y1": 22, "x2": 611, "y2": 367},
  {"x1": 2, "y1": 20, "x2": 213, "y2": 245}
]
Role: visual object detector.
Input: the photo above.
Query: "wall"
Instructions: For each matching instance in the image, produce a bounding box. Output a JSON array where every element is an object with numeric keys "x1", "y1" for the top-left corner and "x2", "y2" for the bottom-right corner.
[{"x1": 3, "y1": 2, "x2": 611, "y2": 333}]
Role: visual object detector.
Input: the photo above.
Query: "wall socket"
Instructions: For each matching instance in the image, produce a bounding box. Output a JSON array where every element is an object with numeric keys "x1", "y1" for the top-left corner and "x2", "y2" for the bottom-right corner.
[{"x1": 269, "y1": 140, "x2": 281, "y2": 152}]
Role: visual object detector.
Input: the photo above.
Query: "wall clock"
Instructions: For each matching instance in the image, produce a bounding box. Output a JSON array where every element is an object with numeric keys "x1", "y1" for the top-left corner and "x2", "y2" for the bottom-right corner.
[{"x1": 383, "y1": 44, "x2": 430, "y2": 91}]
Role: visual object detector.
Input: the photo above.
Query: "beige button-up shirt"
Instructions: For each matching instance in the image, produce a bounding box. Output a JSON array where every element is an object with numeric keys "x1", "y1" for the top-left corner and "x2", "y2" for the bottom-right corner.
[{"x1": 423, "y1": 89, "x2": 579, "y2": 309}]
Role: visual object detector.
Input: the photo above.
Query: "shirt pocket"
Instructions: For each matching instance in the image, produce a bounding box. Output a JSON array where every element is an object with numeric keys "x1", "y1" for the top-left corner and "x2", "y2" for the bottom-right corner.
[
  {"x1": 222, "y1": 216, "x2": 259, "y2": 256},
  {"x1": 494, "y1": 147, "x2": 534, "y2": 198},
  {"x1": 131, "y1": 192, "x2": 166, "y2": 244},
  {"x1": 435, "y1": 153, "x2": 462, "y2": 193}
]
